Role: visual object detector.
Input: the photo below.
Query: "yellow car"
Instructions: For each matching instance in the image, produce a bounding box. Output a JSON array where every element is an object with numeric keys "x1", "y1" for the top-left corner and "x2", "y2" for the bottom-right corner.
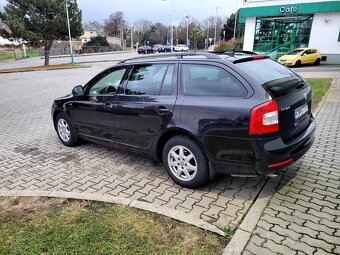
[{"x1": 278, "y1": 48, "x2": 321, "y2": 67}]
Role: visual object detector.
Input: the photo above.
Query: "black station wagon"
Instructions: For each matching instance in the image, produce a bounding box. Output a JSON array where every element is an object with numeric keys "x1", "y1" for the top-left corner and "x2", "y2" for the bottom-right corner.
[{"x1": 52, "y1": 52, "x2": 315, "y2": 188}]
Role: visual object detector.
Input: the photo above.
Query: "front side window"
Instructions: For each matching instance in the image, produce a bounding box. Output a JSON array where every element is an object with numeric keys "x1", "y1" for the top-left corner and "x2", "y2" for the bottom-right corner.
[
  {"x1": 181, "y1": 64, "x2": 246, "y2": 97},
  {"x1": 89, "y1": 68, "x2": 127, "y2": 96},
  {"x1": 125, "y1": 64, "x2": 174, "y2": 96}
]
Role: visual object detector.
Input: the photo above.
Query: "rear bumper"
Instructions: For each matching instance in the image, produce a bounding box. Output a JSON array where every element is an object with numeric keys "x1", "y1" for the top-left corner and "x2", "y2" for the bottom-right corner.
[{"x1": 252, "y1": 117, "x2": 316, "y2": 174}]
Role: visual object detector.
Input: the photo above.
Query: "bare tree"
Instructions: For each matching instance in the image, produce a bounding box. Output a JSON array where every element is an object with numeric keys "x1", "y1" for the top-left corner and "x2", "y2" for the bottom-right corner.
[
  {"x1": 133, "y1": 19, "x2": 153, "y2": 45},
  {"x1": 83, "y1": 21, "x2": 104, "y2": 35},
  {"x1": 104, "y1": 11, "x2": 126, "y2": 37},
  {"x1": 201, "y1": 15, "x2": 225, "y2": 41}
]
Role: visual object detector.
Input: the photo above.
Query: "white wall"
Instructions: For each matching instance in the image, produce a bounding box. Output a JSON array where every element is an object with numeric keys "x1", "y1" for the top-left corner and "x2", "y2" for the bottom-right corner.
[
  {"x1": 309, "y1": 13, "x2": 340, "y2": 54},
  {"x1": 238, "y1": 0, "x2": 333, "y2": 9},
  {"x1": 243, "y1": 17, "x2": 256, "y2": 51}
]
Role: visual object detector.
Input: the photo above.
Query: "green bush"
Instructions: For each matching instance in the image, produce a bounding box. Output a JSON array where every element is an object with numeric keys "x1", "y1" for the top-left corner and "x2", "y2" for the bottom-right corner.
[{"x1": 214, "y1": 37, "x2": 244, "y2": 53}]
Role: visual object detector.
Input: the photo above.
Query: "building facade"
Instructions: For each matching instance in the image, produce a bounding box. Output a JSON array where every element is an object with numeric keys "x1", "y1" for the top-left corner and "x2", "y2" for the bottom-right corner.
[{"x1": 238, "y1": 0, "x2": 340, "y2": 63}]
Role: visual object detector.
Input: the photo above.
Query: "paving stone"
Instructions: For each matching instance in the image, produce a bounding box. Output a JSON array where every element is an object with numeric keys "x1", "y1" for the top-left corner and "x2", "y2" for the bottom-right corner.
[
  {"x1": 282, "y1": 237, "x2": 316, "y2": 255},
  {"x1": 244, "y1": 242, "x2": 277, "y2": 255},
  {"x1": 271, "y1": 225, "x2": 302, "y2": 241},
  {"x1": 261, "y1": 214, "x2": 289, "y2": 228},
  {"x1": 195, "y1": 195, "x2": 217, "y2": 209},
  {"x1": 313, "y1": 249, "x2": 335, "y2": 255},
  {"x1": 300, "y1": 236, "x2": 334, "y2": 253},
  {"x1": 263, "y1": 240, "x2": 296, "y2": 255},
  {"x1": 257, "y1": 220, "x2": 273, "y2": 231},
  {"x1": 317, "y1": 232, "x2": 340, "y2": 246},
  {"x1": 304, "y1": 221, "x2": 335, "y2": 236},
  {"x1": 254, "y1": 227, "x2": 284, "y2": 244}
]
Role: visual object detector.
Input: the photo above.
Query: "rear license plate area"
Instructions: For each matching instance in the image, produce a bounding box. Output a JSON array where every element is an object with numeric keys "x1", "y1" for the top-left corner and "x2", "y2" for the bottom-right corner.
[{"x1": 295, "y1": 103, "x2": 308, "y2": 120}]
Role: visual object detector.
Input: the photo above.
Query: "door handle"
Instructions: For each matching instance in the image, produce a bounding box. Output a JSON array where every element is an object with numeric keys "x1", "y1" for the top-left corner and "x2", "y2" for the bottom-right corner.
[
  {"x1": 157, "y1": 107, "x2": 170, "y2": 115},
  {"x1": 104, "y1": 103, "x2": 114, "y2": 111}
]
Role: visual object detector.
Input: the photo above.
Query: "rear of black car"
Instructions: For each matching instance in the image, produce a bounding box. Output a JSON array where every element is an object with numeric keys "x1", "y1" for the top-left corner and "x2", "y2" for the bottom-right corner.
[{"x1": 235, "y1": 57, "x2": 316, "y2": 174}]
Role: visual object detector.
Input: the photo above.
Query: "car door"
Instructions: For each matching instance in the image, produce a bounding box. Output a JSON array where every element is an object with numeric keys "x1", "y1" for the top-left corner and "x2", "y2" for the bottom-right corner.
[
  {"x1": 68, "y1": 66, "x2": 128, "y2": 141},
  {"x1": 300, "y1": 49, "x2": 312, "y2": 64},
  {"x1": 113, "y1": 62, "x2": 178, "y2": 150}
]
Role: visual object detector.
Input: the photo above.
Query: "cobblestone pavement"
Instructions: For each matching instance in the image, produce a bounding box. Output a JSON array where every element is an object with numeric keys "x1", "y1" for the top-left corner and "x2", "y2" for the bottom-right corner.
[
  {"x1": 0, "y1": 67, "x2": 267, "y2": 232},
  {"x1": 243, "y1": 78, "x2": 340, "y2": 254}
]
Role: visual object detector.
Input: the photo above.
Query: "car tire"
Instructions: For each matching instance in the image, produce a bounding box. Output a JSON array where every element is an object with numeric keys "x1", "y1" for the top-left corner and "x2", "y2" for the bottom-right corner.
[
  {"x1": 295, "y1": 60, "x2": 301, "y2": 67},
  {"x1": 314, "y1": 58, "x2": 320, "y2": 66},
  {"x1": 55, "y1": 112, "x2": 78, "y2": 147},
  {"x1": 162, "y1": 135, "x2": 209, "y2": 188}
]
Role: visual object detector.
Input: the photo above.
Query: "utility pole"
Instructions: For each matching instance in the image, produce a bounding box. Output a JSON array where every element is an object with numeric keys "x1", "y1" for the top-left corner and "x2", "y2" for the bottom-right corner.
[
  {"x1": 65, "y1": 0, "x2": 74, "y2": 64},
  {"x1": 214, "y1": 6, "x2": 222, "y2": 46},
  {"x1": 186, "y1": 15, "x2": 189, "y2": 47},
  {"x1": 233, "y1": 11, "x2": 238, "y2": 40},
  {"x1": 161, "y1": 0, "x2": 174, "y2": 52},
  {"x1": 130, "y1": 25, "x2": 133, "y2": 50},
  {"x1": 120, "y1": 26, "x2": 124, "y2": 50}
]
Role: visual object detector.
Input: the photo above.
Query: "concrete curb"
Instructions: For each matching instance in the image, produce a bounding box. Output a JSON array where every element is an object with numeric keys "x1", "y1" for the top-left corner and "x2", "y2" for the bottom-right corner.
[
  {"x1": 223, "y1": 77, "x2": 337, "y2": 255},
  {"x1": 0, "y1": 189, "x2": 225, "y2": 236}
]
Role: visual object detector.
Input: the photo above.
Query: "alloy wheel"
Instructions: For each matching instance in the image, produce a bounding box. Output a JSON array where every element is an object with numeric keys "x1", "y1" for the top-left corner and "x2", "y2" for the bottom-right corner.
[
  {"x1": 57, "y1": 119, "x2": 71, "y2": 142},
  {"x1": 167, "y1": 145, "x2": 197, "y2": 182}
]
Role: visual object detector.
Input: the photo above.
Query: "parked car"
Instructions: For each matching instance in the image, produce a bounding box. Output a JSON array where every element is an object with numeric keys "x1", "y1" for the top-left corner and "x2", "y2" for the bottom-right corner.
[
  {"x1": 158, "y1": 45, "x2": 173, "y2": 53},
  {"x1": 52, "y1": 52, "x2": 315, "y2": 188},
  {"x1": 174, "y1": 44, "x2": 189, "y2": 52},
  {"x1": 207, "y1": 45, "x2": 216, "y2": 52},
  {"x1": 153, "y1": 44, "x2": 163, "y2": 52},
  {"x1": 278, "y1": 48, "x2": 321, "y2": 67},
  {"x1": 137, "y1": 46, "x2": 154, "y2": 54}
]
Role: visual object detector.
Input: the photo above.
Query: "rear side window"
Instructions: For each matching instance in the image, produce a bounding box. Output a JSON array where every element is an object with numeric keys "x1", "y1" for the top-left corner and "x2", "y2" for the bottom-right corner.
[
  {"x1": 181, "y1": 64, "x2": 246, "y2": 97},
  {"x1": 125, "y1": 64, "x2": 174, "y2": 95},
  {"x1": 237, "y1": 59, "x2": 297, "y2": 84}
]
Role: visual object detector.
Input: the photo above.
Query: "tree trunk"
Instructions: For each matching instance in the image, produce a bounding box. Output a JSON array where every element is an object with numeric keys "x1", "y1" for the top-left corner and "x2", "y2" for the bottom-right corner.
[{"x1": 44, "y1": 40, "x2": 54, "y2": 66}]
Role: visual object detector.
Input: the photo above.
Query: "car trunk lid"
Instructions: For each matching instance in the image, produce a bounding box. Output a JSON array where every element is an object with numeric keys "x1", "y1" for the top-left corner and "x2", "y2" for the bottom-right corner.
[{"x1": 263, "y1": 77, "x2": 312, "y2": 142}]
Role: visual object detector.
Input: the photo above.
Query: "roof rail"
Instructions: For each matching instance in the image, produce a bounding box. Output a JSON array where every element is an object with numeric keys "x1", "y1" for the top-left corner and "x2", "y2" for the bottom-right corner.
[
  {"x1": 118, "y1": 51, "x2": 221, "y2": 64},
  {"x1": 223, "y1": 50, "x2": 258, "y2": 56}
]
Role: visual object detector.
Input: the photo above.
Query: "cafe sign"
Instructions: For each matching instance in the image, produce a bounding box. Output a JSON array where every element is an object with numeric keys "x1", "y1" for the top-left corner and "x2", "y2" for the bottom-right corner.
[{"x1": 280, "y1": 6, "x2": 298, "y2": 14}]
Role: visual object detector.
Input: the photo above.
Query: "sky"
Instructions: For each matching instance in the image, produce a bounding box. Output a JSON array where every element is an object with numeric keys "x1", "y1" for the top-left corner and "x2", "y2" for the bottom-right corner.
[
  {"x1": 0, "y1": 0, "x2": 238, "y2": 25},
  {"x1": 77, "y1": 0, "x2": 238, "y2": 25}
]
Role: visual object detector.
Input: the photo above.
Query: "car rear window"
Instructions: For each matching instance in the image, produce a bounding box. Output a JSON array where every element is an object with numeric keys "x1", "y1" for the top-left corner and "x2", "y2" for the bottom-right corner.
[{"x1": 237, "y1": 59, "x2": 297, "y2": 84}]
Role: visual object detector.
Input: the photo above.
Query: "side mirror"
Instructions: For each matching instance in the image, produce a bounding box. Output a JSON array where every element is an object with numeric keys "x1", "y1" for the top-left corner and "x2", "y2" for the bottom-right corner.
[{"x1": 72, "y1": 85, "x2": 84, "y2": 96}]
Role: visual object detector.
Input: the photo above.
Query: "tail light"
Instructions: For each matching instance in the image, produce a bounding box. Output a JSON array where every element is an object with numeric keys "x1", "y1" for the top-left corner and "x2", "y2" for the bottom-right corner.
[{"x1": 249, "y1": 100, "x2": 279, "y2": 135}]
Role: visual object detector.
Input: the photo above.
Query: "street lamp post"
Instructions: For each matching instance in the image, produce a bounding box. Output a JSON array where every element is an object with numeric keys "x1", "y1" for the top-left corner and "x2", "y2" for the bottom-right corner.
[
  {"x1": 161, "y1": 0, "x2": 173, "y2": 52},
  {"x1": 186, "y1": 15, "x2": 189, "y2": 48},
  {"x1": 130, "y1": 25, "x2": 133, "y2": 50},
  {"x1": 65, "y1": 0, "x2": 74, "y2": 64},
  {"x1": 214, "y1": 6, "x2": 222, "y2": 46},
  {"x1": 233, "y1": 11, "x2": 238, "y2": 40}
]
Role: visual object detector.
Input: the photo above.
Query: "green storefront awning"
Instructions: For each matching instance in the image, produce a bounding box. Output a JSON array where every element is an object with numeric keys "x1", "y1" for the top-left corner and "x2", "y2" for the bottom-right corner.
[{"x1": 239, "y1": 1, "x2": 340, "y2": 23}]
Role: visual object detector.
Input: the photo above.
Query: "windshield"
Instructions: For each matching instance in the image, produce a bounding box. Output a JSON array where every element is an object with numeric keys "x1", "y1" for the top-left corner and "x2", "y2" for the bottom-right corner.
[{"x1": 286, "y1": 49, "x2": 305, "y2": 55}]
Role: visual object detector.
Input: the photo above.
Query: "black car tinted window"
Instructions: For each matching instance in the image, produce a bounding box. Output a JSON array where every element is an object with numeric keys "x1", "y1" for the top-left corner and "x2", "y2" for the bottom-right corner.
[
  {"x1": 160, "y1": 65, "x2": 174, "y2": 95},
  {"x1": 181, "y1": 64, "x2": 246, "y2": 97},
  {"x1": 237, "y1": 59, "x2": 296, "y2": 84},
  {"x1": 126, "y1": 64, "x2": 174, "y2": 95},
  {"x1": 89, "y1": 68, "x2": 127, "y2": 96}
]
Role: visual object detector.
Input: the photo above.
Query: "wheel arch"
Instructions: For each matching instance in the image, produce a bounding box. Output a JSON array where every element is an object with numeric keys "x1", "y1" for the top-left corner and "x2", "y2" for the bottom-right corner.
[
  {"x1": 52, "y1": 110, "x2": 64, "y2": 130},
  {"x1": 156, "y1": 128, "x2": 210, "y2": 163}
]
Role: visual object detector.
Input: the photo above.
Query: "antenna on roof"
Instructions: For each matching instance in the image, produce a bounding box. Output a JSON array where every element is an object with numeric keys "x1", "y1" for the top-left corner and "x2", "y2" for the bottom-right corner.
[{"x1": 232, "y1": 41, "x2": 239, "y2": 55}]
